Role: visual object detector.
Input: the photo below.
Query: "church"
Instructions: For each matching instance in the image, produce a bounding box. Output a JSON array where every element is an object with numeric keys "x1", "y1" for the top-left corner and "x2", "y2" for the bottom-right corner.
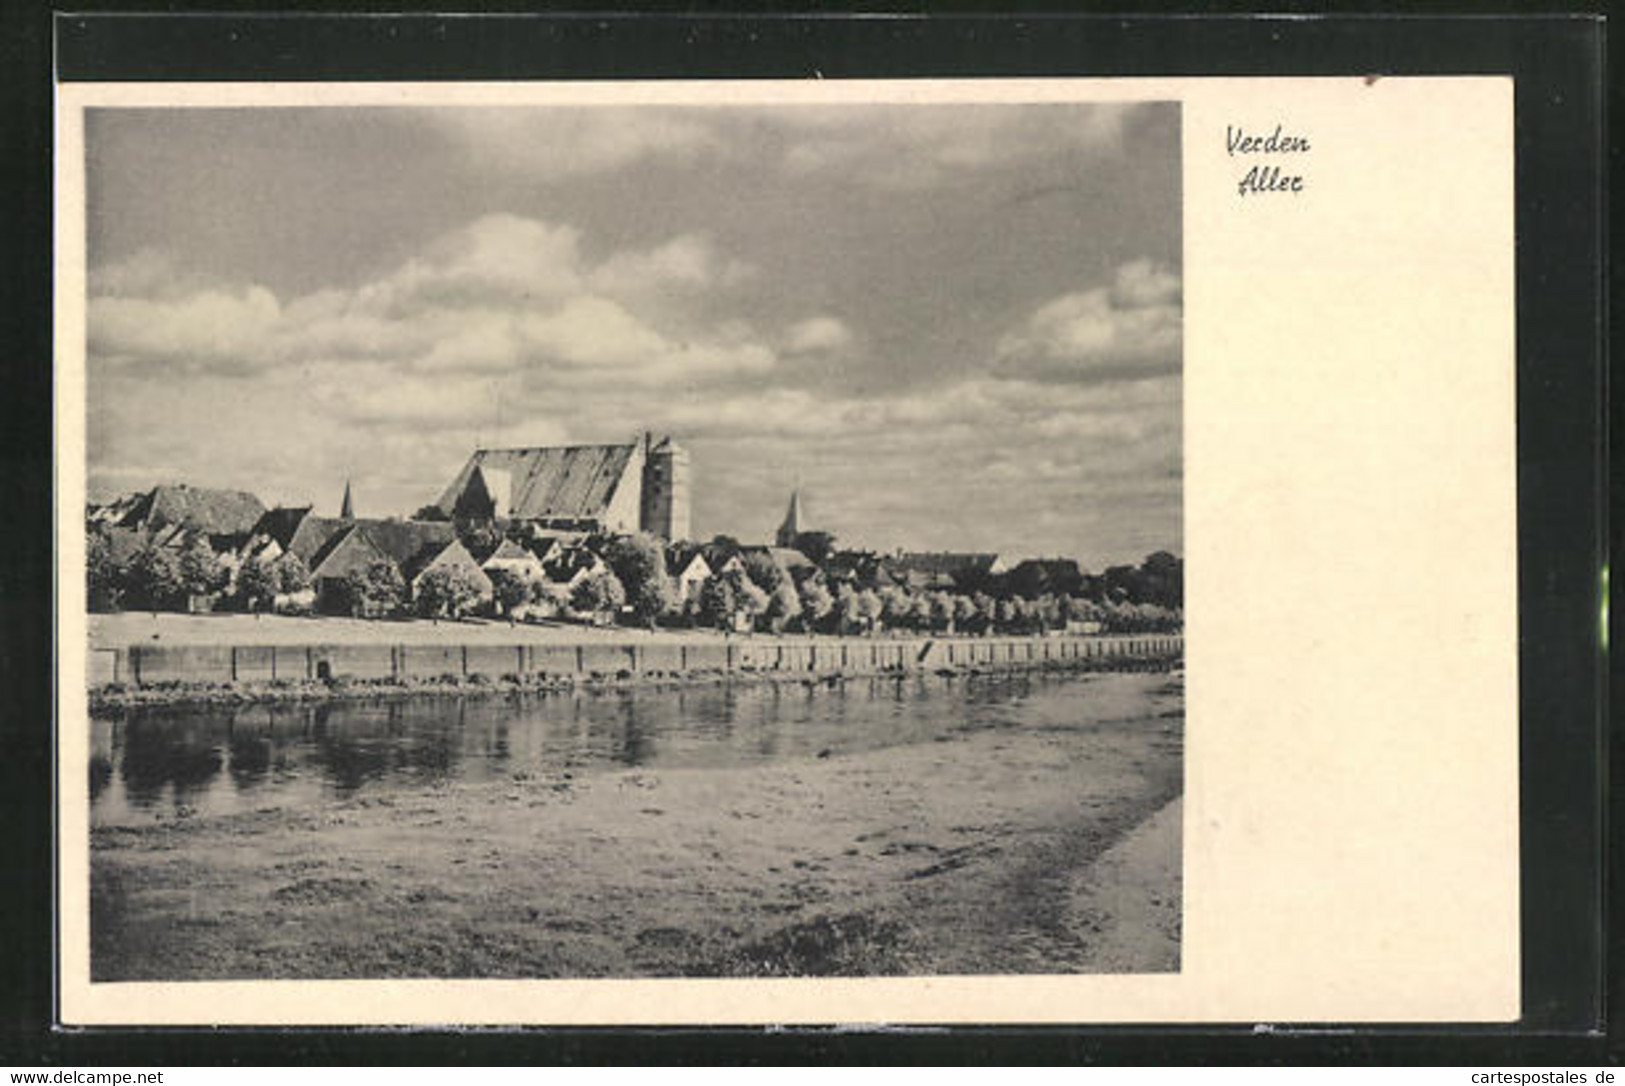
[{"x1": 433, "y1": 433, "x2": 691, "y2": 540}]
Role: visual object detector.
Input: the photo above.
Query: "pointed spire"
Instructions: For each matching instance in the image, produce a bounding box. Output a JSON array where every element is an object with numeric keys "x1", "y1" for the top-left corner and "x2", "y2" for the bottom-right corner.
[
  {"x1": 776, "y1": 489, "x2": 803, "y2": 547},
  {"x1": 340, "y1": 480, "x2": 354, "y2": 520}
]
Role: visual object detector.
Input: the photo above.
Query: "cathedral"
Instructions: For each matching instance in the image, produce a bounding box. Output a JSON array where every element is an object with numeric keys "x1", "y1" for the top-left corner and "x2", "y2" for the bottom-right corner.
[{"x1": 434, "y1": 433, "x2": 691, "y2": 540}]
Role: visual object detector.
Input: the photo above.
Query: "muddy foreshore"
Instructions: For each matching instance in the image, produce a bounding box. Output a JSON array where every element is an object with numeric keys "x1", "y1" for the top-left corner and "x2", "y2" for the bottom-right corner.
[
  {"x1": 90, "y1": 670, "x2": 1184, "y2": 981},
  {"x1": 88, "y1": 654, "x2": 1180, "y2": 716}
]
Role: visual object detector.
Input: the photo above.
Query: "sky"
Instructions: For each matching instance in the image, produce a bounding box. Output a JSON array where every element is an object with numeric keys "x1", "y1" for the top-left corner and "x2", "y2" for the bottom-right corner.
[{"x1": 83, "y1": 100, "x2": 1182, "y2": 569}]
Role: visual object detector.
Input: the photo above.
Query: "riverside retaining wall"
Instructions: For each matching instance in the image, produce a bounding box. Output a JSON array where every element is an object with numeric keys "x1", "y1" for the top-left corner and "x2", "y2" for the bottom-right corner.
[{"x1": 106, "y1": 633, "x2": 1183, "y2": 688}]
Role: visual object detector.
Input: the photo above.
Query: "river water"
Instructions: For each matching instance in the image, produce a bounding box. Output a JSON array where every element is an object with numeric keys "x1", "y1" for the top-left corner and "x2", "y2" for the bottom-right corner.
[{"x1": 89, "y1": 672, "x2": 1178, "y2": 828}]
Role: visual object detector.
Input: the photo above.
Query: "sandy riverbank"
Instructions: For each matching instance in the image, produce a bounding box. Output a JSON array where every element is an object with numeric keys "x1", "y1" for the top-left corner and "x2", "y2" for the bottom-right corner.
[{"x1": 90, "y1": 672, "x2": 1184, "y2": 980}]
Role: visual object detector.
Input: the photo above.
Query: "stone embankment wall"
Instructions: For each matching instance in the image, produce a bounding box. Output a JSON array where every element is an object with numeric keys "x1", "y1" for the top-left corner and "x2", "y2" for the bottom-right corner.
[{"x1": 90, "y1": 634, "x2": 1183, "y2": 688}]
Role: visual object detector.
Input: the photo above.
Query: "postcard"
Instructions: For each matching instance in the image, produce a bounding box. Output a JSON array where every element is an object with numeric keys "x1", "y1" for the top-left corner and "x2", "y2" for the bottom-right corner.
[{"x1": 56, "y1": 75, "x2": 1517, "y2": 1025}]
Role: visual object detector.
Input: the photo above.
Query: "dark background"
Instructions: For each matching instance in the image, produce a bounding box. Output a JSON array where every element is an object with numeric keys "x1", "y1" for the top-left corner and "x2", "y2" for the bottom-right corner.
[{"x1": 2, "y1": 4, "x2": 1610, "y2": 1066}]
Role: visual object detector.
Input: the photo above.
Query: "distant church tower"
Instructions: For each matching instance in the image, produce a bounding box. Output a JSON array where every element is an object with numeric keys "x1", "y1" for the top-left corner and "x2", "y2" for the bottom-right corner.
[
  {"x1": 639, "y1": 434, "x2": 691, "y2": 541},
  {"x1": 776, "y1": 489, "x2": 804, "y2": 548},
  {"x1": 340, "y1": 480, "x2": 355, "y2": 519}
]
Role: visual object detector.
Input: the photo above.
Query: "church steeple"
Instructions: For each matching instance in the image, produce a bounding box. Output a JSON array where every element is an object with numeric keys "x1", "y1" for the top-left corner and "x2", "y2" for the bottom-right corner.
[
  {"x1": 340, "y1": 479, "x2": 355, "y2": 520},
  {"x1": 776, "y1": 489, "x2": 803, "y2": 548}
]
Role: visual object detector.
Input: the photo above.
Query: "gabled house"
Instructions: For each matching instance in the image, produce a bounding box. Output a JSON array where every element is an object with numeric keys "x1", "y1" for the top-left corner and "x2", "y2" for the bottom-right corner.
[
  {"x1": 299, "y1": 516, "x2": 467, "y2": 616},
  {"x1": 307, "y1": 525, "x2": 396, "y2": 616},
  {"x1": 403, "y1": 538, "x2": 494, "y2": 610},
  {"x1": 699, "y1": 542, "x2": 745, "y2": 581},
  {"x1": 882, "y1": 551, "x2": 1007, "y2": 592},
  {"x1": 665, "y1": 545, "x2": 713, "y2": 603},
  {"x1": 480, "y1": 538, "x2": 547, "y2": 582},
  {"x1": 542, "y1": 543, "x2": 608, "y2": 593}
]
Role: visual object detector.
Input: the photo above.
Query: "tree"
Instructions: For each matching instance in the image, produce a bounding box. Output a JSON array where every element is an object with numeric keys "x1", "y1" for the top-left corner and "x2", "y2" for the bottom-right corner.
[
  {"x1": 607, "y1": 532, "x2": 677, "y2": 628},
  {"x1": 741, "y1": 549, "x2": 786, "y2": 595},
  {"x1": 86, "y1": 529, "x2": 125, "y2": 612},
  {"x1": 486, "y1": 566, "x2": 531, "y2": 623},
  {"x1": 235, "y1": 554, "x2": 279, "y2": 614},
  {"x1": 1103, "y1": 564, "x2": 1138, "y2": 604},
  {"x1": 972, "y1": 592, "x2": 996, "y2": 633},
  {"x1": 791, "y1": 530, "x2": 837, "y2": 566},
  {"x1": 928, "y1": 591, "x2": 954, "y2": 632},
  {"x1": 272, "y1": 551, "x2": 312, "y2": 596},
  {"x1": 707, "y1": 534, "x2": 743, "y2": 560},
  {"x1": 411, "y1": 504, "x2": 450, "y2": 522},
  {"x1": 798, "y1": 576, "x2": 833, "y2": 632},
  {"x1": 879, "y1": 585, "x2": 913, "y2": 631},
  {"x1": 697, "y1": 572, "x2": 738, "y2": 631},
  {"x1": 857, "y1": 588, "x2": 884, "y2": 633},
  {"x1": 832, "y1": 584, "x2": 862, "y2": 635},
  {"x1": 765, "y1": 579, "x2": 801, "y2": 634},
  {"x1": 341, "y1": 560, "x2": 405, "y2": 618},
  {"x1": 415, "y1": 564, "x2": 487, "y2": 620},
  {"x1": 952, "y1": 594, "x2": 977, "y2": 632},
  {"x1": 729, "y1": 568, "x2": 770, "y2": 629},
  {"x1": 1138, "y1": 550, "x2": 1183, "y2": 609},
  {"x1": 571, "y1": 569, "x2": 626, "y2": 625},
  {"x1": 527, "y1": 577, "x2": 571, "y2": 617},
  {"x1": 180, "y1": 536, "x2": 228, "y2": 599},
  {"x1": 130, "y1": 544, "x2": 186, "y2": 613},
  {"x1": 456, "y1": 520, "x2": 505, "y2": 558}
]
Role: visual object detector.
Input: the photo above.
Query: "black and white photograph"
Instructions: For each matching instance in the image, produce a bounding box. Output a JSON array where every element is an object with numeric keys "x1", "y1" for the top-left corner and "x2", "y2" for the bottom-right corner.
[{"x1": 78, "y1": 96, "x2": 1184, "y2": 983}]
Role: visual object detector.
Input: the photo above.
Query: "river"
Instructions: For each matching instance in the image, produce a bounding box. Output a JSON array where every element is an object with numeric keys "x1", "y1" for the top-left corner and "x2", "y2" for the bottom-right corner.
[{"x1": 90, "y1": 670, "x2": 1184, "y2": 979}]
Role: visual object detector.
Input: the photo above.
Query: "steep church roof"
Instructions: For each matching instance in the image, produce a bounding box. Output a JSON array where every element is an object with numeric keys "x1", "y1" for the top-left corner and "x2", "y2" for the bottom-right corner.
[{"x1": 436, "y1": 445, "x2": 638, "y2": 521}]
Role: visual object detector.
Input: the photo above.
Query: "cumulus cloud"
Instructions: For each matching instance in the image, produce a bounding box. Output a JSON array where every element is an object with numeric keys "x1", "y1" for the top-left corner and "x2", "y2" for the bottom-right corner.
[
  {"x1": 87, "y1": 220, "x2": 1179, "y2": 561},
  {"x1": 995, "y1": 259, "x2": 1182, "y2": 383},
  {"x1": 88, "y1": 283, "x2": 283, "y2": 375},
  {"x1": 87, "y1": 214, "x2": 780, "y2": 392}
]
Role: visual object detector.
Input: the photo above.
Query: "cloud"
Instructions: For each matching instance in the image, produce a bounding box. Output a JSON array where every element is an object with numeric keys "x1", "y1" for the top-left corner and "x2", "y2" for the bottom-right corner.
[
  {"x1": 783, "y1": 316, "x2": 855, "y2": 356},
  {"x1": 588, "y1": 233, "x2": 753, "y2": 299},
  {"x1": 86, "y1": 217, "x2": 1180, "y2": 563},
  {"x1": 421, "y1": 103, "x2": 1151, "y2": 191},
  {"x1": 87, "y1": 215, "x2": 780, "y2": 391},
  {"x1": 775, "y1": 103, "x2": 1148, "y2": 189},
  {"x1": 423, "y1": 108, "x2": 725, "y2": 179},
  {"x1": 994, "y1": 259, "x2": 1182, "y2": 383},
  {"x1": 88, "y1": 282, "x2": 282, "y2": 374}
]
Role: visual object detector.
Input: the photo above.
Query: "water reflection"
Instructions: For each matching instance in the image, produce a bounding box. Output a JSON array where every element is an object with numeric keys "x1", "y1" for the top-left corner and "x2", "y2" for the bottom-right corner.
[{"x1": 88, "y1": 672, "x2": 1134, "y2": 826}]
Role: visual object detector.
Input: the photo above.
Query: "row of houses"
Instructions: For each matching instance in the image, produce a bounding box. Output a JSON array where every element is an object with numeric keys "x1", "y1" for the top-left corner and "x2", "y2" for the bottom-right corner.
[{"x1": 89, "y1": 483, "x2": 1110, "y2": 621}]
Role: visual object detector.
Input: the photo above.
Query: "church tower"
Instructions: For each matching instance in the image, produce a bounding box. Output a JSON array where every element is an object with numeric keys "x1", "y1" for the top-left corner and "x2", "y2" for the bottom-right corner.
[
  {"x1": 639, "y1": 434, "x2": 691, "y2": 541},
  {"x1": 340, "y1": 480, "x2": 355, "y2": 520},
  {"x1": 776, "y1": 489, "x2": 803, "y2": 548}
]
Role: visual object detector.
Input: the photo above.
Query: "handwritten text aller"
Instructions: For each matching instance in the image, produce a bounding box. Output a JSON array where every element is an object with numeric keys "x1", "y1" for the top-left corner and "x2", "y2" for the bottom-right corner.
[{"x1": 1227, "y1": 124, "x2": 1310, "y2": 198}]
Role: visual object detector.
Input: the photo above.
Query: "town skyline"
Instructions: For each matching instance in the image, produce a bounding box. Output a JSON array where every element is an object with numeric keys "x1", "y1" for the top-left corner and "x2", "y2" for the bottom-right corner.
[{"x1": 85, "y1": 101, "x2": 1182, "y2": 570}]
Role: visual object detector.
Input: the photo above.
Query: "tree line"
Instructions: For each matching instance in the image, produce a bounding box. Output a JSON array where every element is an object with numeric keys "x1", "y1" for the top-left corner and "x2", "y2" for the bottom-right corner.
[{"x1": 87, "y1": 519, "x2": 1181, "y2": 636}]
